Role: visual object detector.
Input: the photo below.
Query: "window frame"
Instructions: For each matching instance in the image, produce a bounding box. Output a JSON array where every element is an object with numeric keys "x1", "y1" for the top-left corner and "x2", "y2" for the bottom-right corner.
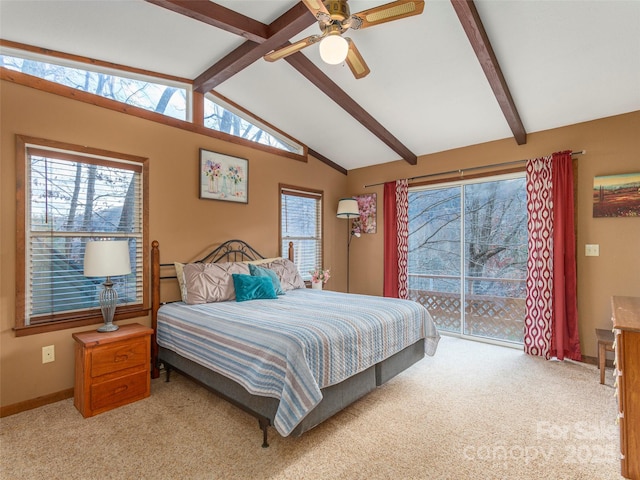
[
  {"x1": 1, "y1": 40, "x2": 307, "y2": 162},
  {"x1": 279, "y1": 184, "x2": 324, "y2": 283},
  {"x1": 0, "y1": 46, "x2": 192, "y2": 121},
  {"x1": 204, "y1": 92, "x2": 304, "y2": 155},
  {"x1": 14, "y1": 135, "x2": 150, "y2": 336},
  {"x1": 407, "y1": 170, "x2": 527, "y2": 346}
]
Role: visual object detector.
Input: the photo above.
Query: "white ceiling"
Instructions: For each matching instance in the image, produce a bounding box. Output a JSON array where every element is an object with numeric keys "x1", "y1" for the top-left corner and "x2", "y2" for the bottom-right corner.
[{"x1": 1, "y1": 0, "x2": 639, "y2": 171}]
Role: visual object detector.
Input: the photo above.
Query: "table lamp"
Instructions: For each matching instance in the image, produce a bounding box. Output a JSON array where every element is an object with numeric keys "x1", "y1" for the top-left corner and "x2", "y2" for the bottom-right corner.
[{"x1": 84, "y1": 240, "x2": 131, "y2": 332}]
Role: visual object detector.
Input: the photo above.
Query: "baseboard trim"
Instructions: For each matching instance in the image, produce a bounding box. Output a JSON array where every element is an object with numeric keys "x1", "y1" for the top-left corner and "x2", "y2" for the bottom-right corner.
[
  {"x1": 0, "y1": 355, "x2": 611, "y2": 418},
  {"x1": 1, "y1": 388, "x2": 74, "y2": 418},
  {"x1": 581, "y1": 354, "x2": 614, "y2": 368}
]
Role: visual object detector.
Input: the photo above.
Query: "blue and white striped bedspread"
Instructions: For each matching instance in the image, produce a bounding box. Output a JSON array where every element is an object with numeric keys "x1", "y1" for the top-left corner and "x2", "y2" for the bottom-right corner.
[{"x1": 157, "y1": 289, "x2": 440, "y2": 436}]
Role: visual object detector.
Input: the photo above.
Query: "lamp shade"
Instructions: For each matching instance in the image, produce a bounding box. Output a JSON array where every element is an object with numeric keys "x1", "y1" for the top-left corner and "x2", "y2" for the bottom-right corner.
[
  {"x1": 319, "y1": 35, "x2": 349, "y2": 65},
  {"x1": 84, "y1": 240, "x2": 131, "y2": 277},
  {"x1": 337, "y1": 198, "x2": 360, "y2": 218}
]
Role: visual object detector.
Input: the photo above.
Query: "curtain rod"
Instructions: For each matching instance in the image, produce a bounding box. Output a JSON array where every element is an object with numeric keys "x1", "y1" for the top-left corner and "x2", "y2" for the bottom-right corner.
[{"x1": 363, "y1": 150, "x2": 586, "y2": 188}]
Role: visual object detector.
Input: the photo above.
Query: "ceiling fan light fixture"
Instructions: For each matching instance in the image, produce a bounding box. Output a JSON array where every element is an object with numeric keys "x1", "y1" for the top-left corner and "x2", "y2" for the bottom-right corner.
[{"x1": 319, "y1": 34, "x2": 349, "y2": 65}]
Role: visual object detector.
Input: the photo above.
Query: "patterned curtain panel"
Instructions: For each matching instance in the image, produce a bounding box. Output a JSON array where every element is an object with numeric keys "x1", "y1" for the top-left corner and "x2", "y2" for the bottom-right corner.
[
  {"x1": 383, "y1": 179, "x2": 409, "y2": 299},
  {"x1": 525, "y1": 155, "x2": 554, "y2": 357},
  {"x1": 524, "y1": 152, "x2": 581, "y2": 360},
  {"x1": 397, "y1": 179, "x2": 409, "y2": 299}
]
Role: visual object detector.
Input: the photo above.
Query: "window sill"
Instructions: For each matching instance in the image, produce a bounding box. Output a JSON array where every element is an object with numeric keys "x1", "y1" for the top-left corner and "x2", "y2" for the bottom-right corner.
[{"x1": 13, "y1": 307, "x2": 150, "y2": 337}]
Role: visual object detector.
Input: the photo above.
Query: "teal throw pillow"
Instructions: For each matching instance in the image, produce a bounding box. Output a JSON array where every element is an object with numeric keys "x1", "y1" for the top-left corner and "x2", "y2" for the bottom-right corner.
[
  {"x1": 248, "y1": 263, "x2": 285, "y2": 295},
  {"x1": 232, "y1": 273, "x2": 278, "y2": 302}
]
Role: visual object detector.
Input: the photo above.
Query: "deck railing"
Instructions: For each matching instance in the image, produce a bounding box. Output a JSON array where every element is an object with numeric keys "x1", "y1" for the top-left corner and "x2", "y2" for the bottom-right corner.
[{"x1": 408, "y1": 274, "x2": 525, "y2": 344}]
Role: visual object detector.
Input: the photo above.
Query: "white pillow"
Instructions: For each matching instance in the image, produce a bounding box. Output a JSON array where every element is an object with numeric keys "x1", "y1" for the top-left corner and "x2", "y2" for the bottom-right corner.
[{"x1": 174, "y1": 262, "x2": 187, "y2": 302}]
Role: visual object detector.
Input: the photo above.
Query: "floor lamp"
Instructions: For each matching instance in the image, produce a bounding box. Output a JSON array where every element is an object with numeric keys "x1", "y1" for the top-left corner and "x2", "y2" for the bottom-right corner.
[{"x1": 337, "y1": 198, "x2": 360, "y2": 293}]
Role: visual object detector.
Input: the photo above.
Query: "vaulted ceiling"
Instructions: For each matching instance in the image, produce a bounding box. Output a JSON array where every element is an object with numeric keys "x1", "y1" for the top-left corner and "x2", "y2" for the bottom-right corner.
[{"x1": 1, "y1": 0, "x2": 639, "y2": 171}]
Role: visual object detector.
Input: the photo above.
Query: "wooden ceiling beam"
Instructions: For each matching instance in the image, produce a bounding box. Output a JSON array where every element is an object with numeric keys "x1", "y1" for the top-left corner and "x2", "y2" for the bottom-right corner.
[
  {"x1": 451, "y1": 0, "x2": 527, "y2": 145},
  {"x1": 285, "y1": 53, "x2": 418, "y2": 165},
  {"x1": 146, "y1": 1, "x2": 418, "y2": 167},
  {"x1": 194, "y1": 2, "x2": 315, "y2": 92},
  {"x1": 144, "y1": 0, "x2": 268, "y2": 43},
  {"x1": 308, "y1": 148, "x2": 347, "y2": 175}
]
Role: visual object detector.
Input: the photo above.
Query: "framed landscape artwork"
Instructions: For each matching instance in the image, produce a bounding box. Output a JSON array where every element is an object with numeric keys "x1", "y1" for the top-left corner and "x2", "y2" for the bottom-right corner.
[
  {"x1": 593, "y1": 172, "x2": 640, "y2": 217},
  {"x1": 199, "y1": 149, "x2": 248, "y2": 203},
  {"x1": 352, "y1": 193, "x2": 377, "y2": 234}
]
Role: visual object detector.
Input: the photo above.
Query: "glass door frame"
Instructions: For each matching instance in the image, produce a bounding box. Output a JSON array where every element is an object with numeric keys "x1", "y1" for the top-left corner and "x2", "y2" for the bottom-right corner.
[{"x1": 409, "y1": 171, "x2": 526, "y2": 349}]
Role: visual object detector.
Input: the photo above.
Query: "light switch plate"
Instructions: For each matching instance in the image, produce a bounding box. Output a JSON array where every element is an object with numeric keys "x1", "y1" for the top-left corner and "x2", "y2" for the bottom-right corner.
[{"x1": 585, "y1": 244, "x2": 600, "y2": 257}]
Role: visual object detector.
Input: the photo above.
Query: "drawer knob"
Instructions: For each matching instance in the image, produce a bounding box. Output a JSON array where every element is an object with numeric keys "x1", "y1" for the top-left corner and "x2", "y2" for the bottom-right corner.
[
  {"x1": 115, "y1": 385, "x2": 129, "y2": 394},
  {"x1": 115, "y1": 354, "x2": 130, "y2": 362}
]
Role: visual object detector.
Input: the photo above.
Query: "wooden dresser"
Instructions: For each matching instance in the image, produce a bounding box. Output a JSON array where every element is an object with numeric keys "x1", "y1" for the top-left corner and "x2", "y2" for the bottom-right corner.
[
  {"x1": 612, "y1": 296, "x2": 640, "y2": 480},
  {"x1": 73, "y1": 323, "x2": 153, "y2": 418}
]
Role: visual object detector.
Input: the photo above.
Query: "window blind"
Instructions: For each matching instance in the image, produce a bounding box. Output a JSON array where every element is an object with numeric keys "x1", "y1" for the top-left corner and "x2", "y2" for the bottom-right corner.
[
  {"x1": 26, "y1": 148, "x2": 144, "y2": 324},
  {"x1": 280, "y1": 186, "x2": 323, "y2": 281}
]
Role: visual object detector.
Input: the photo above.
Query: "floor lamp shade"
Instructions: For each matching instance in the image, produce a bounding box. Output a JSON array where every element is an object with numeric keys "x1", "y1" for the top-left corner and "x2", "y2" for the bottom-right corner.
[
  {"x1": 337, "y1": 198, "x2": 360, "y2": 293},
  {"x1": 336, "y1": 198, "x2": 359, "y2": 218},
  {"x1": 84, "y1": 240, "x2": 131, "y2": 332}
]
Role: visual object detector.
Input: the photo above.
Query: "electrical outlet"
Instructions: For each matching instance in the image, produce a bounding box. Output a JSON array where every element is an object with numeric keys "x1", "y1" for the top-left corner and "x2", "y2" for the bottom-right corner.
[
  {"x1": 585, "y1": 244, "x2": 600, "y2": 257},
  {"x1": 42, "y1": 345, "x2": 55, "y2": 364}
]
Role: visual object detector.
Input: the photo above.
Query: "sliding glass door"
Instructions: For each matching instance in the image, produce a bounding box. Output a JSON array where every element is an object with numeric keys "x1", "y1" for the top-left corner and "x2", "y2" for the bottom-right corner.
[{"x1": 407, "y1": 173, "x2": 527, "y2": 345}]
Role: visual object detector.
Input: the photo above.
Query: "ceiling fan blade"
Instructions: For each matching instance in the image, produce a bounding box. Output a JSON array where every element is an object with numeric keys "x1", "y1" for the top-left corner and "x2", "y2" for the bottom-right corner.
[
  {"x1": 350, "y1": 0, "x2": 425, "y2": 30},
  {"x1": 345, "y1": 38, "x2": 370, "y2": 79},
  {"x1": 302, "y1": 0, "x2": 330, "y2": 20},
  {"x1": 264, "y1": 35, "x2": 321, "y2": 62}
]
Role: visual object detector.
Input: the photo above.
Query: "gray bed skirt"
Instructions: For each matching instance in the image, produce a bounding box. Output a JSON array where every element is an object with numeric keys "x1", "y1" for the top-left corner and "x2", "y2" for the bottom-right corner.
[{"x1": 158, "y1": 337, "x2": 425, "y2": 442}]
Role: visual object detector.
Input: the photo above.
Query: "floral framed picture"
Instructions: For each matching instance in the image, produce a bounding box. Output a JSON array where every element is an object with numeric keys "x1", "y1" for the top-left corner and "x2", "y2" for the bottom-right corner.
[
  {"x1": 199, "y1": 149, "x2": 248, "y2": 203},
  {"x1": 352, "y1": 193, "x2": 377, "y2": 234}
]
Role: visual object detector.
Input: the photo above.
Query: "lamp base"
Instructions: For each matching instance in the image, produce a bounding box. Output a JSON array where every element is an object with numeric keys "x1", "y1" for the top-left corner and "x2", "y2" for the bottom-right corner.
[
  {"x1": 97, "y1": 277, "x2": 119, "y2": 332},
  {"x1": 97, "y1": 322, "x2": 119, "y2": 333}
]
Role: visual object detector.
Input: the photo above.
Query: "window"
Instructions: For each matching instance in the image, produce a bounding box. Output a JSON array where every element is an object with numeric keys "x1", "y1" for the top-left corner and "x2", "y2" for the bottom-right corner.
[
  {"x1": 1, "y1": 53, "x2": 188, "y2": 120},
  {"x1": 204, "y1": 94, "x2": 303, "y2": 154},
  {"x1": 280, "y1": 185, "x2": 323, "y2": 282},
  {"x1": 15, "y1": 136, "x2": 149, "y2": 335},
  {"x1": 1, "y1": 48, "x2": 305, "y2": 157},
  {"x1": 407, "y1": 173, "x2": 527, "y2": 345}
]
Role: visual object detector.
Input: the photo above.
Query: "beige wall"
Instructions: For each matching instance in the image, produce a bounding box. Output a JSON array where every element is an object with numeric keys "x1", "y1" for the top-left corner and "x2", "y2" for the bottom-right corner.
[
  {"x1": 346, "y1": 111, "x2": 640, "y2": 358},
  {"x1": 0, "y1": 80, "x2": 348, "y2": 408},
  {"x1": 2, "y1": 78, "x2": 638, "y2": 410}
]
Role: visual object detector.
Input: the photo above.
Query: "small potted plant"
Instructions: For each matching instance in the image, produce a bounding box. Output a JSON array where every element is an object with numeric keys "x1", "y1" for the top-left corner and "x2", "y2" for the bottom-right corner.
[{"x1": 309, "y1": 268, "x2": 330, "y2": 290}]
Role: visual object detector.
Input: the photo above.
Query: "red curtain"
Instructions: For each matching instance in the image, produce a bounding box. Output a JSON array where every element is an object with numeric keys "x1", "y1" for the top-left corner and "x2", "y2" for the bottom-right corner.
[
  {"x1": 550, "y1": 151, "x2": 581, "y2": 361},
  {"x1": 383, "y1": 182, "x2": 399, "y2": 298},
  {"x1": 524, "y1": 151, "x2": 581, "y2": 360},
  {"x1": 383, "y1": 180, "x2": 409, "y2": 298}
]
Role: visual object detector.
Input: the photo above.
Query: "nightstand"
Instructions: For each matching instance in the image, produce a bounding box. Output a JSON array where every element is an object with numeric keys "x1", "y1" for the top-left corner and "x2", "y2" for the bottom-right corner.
[{"x1": 73, "y1": 323, "x2": 154, "y2": 417}]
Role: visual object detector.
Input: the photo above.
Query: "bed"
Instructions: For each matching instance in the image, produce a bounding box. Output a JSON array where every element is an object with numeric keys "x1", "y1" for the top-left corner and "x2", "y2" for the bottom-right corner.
[{"x1": 150, "y1": 239, "x2": 440, "y2": 447}]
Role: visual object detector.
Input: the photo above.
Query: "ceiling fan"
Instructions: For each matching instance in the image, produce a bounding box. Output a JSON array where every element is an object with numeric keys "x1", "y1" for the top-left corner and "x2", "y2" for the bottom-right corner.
[{"x1": 264, "y1": 0, "x2": 425, "y2": 79}]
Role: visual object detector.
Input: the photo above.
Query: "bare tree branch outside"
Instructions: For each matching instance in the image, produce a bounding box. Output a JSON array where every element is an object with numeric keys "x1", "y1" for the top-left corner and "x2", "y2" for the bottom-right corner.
[{"x1": 408, "y1": 176, "x2": 527, "y2": 344}]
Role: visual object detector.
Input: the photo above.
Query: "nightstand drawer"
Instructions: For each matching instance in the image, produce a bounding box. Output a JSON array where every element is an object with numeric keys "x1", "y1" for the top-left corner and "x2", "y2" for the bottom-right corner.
[
  {"x1": 91, "y1": 339, "x2": 148, "y2": 378},
  {"x1": 91, "y1": 370, "x2": 149, "y2": 411},
  {"x1": 74, "y1": 323, "x2": 153, "y2": 417}
]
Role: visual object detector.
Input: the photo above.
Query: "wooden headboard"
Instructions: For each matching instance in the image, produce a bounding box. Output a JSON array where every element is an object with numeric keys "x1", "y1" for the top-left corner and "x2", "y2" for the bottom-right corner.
[{"x1": 150, "y1": 239, "x2": 294, "y2": 377}]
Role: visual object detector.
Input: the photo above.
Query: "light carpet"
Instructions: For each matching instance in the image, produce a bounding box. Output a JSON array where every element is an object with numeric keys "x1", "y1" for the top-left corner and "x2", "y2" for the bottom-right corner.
[{"x1": 0, "y1": 336, "x2": 623, "y2": 479}]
